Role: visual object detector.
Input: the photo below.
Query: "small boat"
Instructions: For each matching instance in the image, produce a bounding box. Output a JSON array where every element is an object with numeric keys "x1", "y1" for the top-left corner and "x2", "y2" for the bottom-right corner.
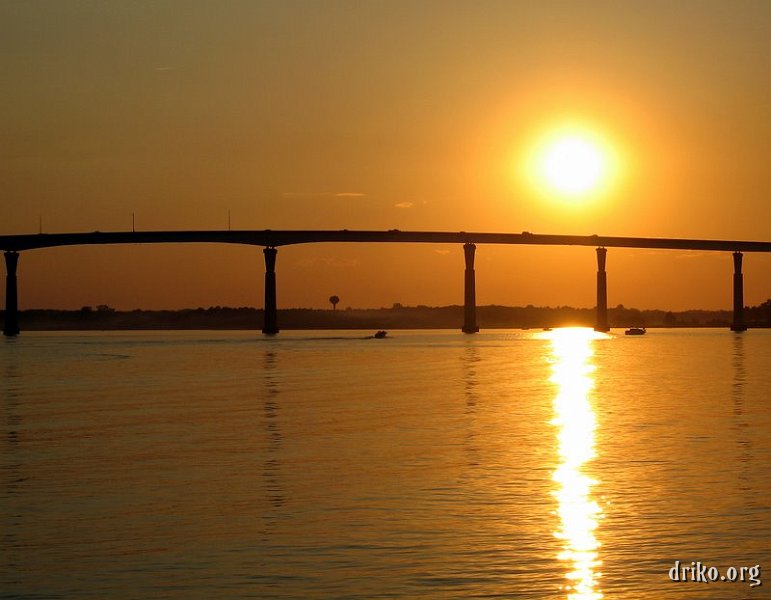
[
  {"x1": 625, "y1": 327, "x2": 646, "y2": 336},
  {"x1": 373, "y1": 330, "x2": 388, "y2": 339}
]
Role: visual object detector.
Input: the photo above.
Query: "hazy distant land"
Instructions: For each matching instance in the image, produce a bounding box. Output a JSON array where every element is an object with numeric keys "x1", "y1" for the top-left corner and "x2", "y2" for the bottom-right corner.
[{"x1": 4, "y1": 301, "x2": 771, "y2": 331}]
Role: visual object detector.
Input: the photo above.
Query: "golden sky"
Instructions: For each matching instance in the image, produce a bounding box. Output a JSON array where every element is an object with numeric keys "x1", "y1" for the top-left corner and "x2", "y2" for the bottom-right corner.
[{"x1": 3, "y1": 1, "x2": 771, "y2": 310}]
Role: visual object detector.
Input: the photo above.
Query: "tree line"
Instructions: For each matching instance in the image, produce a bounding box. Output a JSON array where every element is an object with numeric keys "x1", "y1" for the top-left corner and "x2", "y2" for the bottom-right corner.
[{"x1": 4, "y1": 300, "x2": 771, "y2": 330}]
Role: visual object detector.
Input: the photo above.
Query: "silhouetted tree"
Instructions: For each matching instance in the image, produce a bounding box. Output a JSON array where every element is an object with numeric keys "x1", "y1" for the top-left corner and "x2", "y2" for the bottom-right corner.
[
  {"x1": 664, "y1": 311, "x2": 679, "y2": 327},
  {"x1": 329, "y1": 295, "x2": 340, "y2": 311},
  {"x1": 754, "y1": 298, "x2": 771, "y2": 326}
]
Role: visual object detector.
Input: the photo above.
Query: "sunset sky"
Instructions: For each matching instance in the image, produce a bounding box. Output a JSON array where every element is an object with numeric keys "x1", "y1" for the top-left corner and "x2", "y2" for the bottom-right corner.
[{"x1": 3, "y1": 1, "x2": 771, "y2": 311}]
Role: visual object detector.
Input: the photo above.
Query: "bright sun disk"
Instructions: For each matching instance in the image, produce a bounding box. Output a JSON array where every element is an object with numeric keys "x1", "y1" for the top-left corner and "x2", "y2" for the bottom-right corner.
[{"x1": 541, "y1": 136, "x2": 605, "y2": 196}]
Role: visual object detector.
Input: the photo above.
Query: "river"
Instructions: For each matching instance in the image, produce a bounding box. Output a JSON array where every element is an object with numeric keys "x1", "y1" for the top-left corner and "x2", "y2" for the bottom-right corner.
[{"x1": 2, "y1": 328, "x2": 769, "y2": 599}]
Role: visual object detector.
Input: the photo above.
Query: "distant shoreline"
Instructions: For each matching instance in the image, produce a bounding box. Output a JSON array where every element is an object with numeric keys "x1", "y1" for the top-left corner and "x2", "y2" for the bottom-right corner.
[{"x1": 4, "y1": 302, "x2": 771, "y2": 331}]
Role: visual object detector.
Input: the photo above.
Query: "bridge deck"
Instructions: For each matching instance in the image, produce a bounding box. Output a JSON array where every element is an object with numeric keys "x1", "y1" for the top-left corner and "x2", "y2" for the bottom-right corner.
[{"x1": 2, "y1": 230, "x2": 771, "y2": 252}]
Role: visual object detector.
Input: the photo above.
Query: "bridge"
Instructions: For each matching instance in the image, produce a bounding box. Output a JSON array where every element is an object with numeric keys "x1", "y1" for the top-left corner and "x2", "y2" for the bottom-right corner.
[{"x1": 3, "y1": 229, "x2": 770, "y2": 336}]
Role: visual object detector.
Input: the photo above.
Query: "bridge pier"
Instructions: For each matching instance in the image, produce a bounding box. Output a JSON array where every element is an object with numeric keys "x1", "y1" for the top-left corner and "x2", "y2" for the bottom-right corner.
[
  {"x1": 262, "y1": 247, "x2": 279, "y2": 335},
  {"x1": 731, "y1": 251, "x2": 746, "y2": 332},
  {"x1": 462, "y1": 243, "x2": 479, "y2": 333},
  {"x1": 595, "y1": 247, "x2": 609, "y2": 332},
  {"x1": 3, "y1": 251, "x2": 20, "y2": 337}
]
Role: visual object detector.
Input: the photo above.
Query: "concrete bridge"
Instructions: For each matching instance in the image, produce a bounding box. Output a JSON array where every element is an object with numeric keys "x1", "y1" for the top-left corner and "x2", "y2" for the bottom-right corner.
[{"x1": 3, "y1": 229, "x2": 770, "y2": 336}]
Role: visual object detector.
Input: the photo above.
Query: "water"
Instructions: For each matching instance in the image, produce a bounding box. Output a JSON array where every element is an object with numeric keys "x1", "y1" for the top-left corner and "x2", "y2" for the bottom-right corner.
[{"x1": 2, "y1": 328, "x2": 770, "y2": 599}]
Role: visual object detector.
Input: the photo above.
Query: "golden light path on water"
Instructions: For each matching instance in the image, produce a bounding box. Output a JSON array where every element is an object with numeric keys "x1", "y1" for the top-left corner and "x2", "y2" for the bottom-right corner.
[{"x1": 545, "y1": 327, "x2": 606, "y2": 600}]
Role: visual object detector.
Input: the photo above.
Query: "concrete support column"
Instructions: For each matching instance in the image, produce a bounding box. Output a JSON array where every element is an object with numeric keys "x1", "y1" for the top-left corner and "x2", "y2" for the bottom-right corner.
[
  {"x1": 731, "y1": 251, "x2": 747, "y2": 332},
  {"x1": 462, "y1": 243, "x2": 479, "y2": 334},
  {"x1": 595, "y1": 247, "x2": 609, "y2": 332},
  {"x1": 3, "y1": 251, "x2": 20, "y2": 337},
  {"x1": 262, "y1": 247, "x2": 279, "y2": 335}
]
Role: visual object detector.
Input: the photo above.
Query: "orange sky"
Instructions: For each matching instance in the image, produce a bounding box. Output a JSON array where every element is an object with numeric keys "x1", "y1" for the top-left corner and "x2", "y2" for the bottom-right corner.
[{"x1": 3, "y1": 1, "x2": 771, "y2": 311}]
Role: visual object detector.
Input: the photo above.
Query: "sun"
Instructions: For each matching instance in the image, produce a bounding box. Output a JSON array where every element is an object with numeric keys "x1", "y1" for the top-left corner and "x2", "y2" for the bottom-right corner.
[
  {"x1": 519, "y1": 123, "x2": 620, "y2": 204},
  {"x1": 541, "y1": 137, "x2": 604, "y2": 195}
]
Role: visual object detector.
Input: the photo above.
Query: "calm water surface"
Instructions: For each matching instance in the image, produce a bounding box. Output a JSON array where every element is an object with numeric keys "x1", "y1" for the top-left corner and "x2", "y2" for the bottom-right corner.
[{"x1": 2, "y1": 328, "x2": 770, "y2": 599}]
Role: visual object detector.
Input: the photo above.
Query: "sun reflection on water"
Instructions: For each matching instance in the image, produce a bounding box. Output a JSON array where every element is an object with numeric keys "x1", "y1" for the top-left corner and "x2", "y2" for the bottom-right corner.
[{"x1": 546, "y1": 327, "x2": 605, "y2": 600}]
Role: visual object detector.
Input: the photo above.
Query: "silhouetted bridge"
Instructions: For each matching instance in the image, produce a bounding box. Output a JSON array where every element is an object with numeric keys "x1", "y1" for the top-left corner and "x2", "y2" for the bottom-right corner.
[{"x1": 3, "y1": 229, "x2": 770, "y2": 336}]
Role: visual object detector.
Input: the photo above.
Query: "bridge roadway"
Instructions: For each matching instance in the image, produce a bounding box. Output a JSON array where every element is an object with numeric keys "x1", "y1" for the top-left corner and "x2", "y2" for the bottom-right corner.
[
  {"x1": 2, "y1": 229, "x2": 769, "y2": 336},
  {"x1": 3, "y1": 229, "x2": 771, "y2": 252}
]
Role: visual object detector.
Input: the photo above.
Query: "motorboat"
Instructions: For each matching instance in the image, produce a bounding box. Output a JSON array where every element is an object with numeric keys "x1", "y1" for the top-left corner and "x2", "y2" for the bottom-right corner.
[{"x1": 624, "y1": 327, "x2": 646, "y2": 335}]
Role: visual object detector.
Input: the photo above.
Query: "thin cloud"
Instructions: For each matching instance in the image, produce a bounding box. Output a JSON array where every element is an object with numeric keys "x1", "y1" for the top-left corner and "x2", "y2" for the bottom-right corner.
[
  {"x1": 296, "y1": 257, "x2": 361, "y2": 268},
  {"x1": 626, "y1": 249, "x2": 670, "y2": 257},
  {"x1": 282, "y1": 191, "x2": 367, "y2": 199},
  {"x1": 675, "y1": 251, "x2": 720, "y2": 260},
  {"x1": 282, "y1": 192, "x2": 320, "y2": 198},
  {"x1": 622, "y1": 249, "x2": 720, "y2": 260}
]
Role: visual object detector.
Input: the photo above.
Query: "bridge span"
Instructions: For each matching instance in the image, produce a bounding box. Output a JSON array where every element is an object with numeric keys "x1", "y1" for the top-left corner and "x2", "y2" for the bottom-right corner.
[{"x1": 3, "y1": 229, "x2": 769, "y2": 336}]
